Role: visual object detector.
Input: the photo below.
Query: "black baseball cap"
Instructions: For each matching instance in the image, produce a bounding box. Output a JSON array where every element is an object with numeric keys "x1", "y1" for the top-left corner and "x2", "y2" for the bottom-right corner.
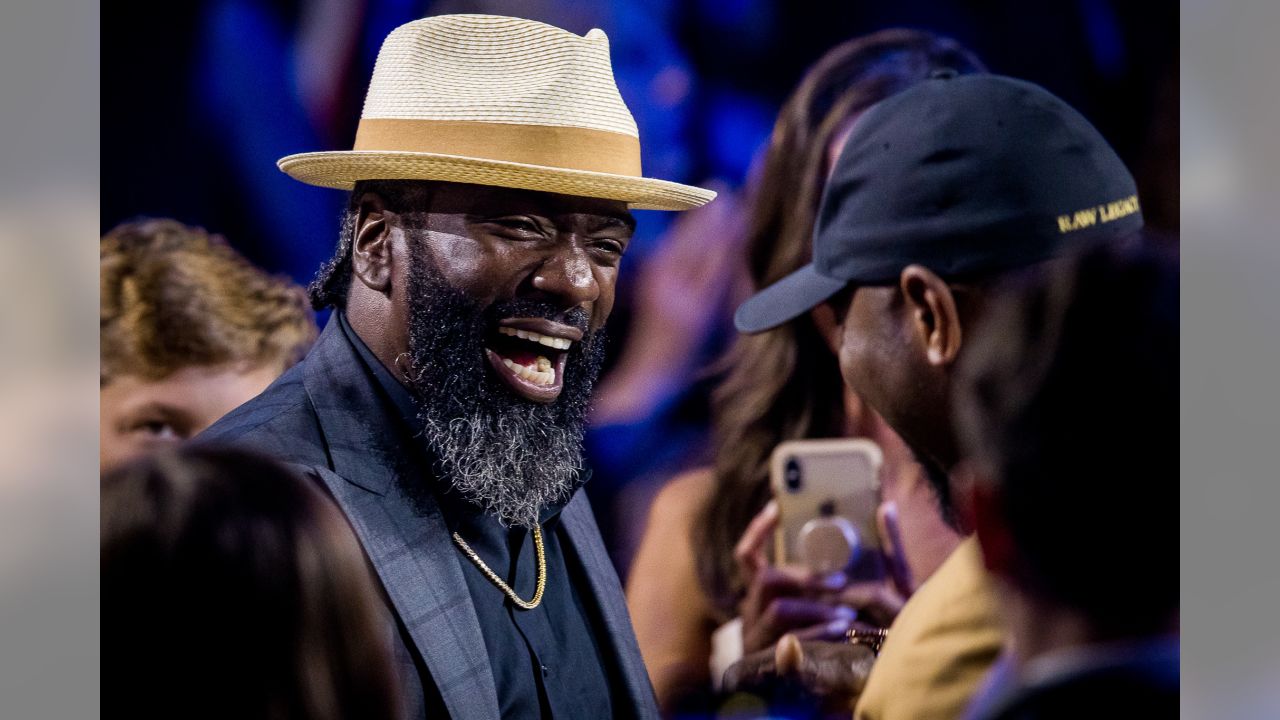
[{"x1": 734, "y1": 72, "x2": 1144, "y2": 334}]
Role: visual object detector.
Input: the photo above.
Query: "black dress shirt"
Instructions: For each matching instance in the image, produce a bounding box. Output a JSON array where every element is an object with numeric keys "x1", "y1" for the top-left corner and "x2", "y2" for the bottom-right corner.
[{"x1": 338, "y1": 313, "x2": 621, "y2": 719}]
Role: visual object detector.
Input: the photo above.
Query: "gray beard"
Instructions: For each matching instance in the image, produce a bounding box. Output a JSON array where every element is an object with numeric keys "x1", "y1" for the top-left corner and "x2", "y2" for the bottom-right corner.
[
  {"x1": 420, "y1": 409, "x2": 584, "y2": 529},
  {"x1": 400, "y1": 243, "x2": 605, "y2": 529}
]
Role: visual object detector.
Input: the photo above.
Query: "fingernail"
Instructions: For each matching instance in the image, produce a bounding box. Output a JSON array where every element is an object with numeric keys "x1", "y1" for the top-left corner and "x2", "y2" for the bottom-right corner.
[
  {"x1": 828, "y1": 605, "x2": 856, "y2": 621},
  {"x1": 826, "y1": 617, "x2": 853, "y2": 635},
  {"x1": 819, "y1": 572, "x2": 848, "y2": 590}
]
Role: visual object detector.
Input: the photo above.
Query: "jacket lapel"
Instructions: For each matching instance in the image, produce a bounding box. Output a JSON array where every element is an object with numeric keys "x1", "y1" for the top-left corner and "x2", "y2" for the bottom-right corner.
[
  {"x1": 560, "y1": 493, "x2": 662, "y2": 719},
  {"x1": 302, "y1": 319, "x2": 500, "y2": 720}
]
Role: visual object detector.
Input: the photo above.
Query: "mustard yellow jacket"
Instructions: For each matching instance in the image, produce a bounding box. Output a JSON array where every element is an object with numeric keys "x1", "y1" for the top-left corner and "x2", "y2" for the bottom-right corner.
[{"x1": 855, "y1": 537, "x2": 1004, "y2": 720}]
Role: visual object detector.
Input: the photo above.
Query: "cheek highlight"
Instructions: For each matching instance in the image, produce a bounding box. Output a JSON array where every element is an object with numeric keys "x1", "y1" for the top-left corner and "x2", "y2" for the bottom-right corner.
[
  {"x1": 413, "y1": 228, "x2": 510, "y2": 301},
  {"x1": 590, "y1": 268, "x2": 617, "y2": 328},
  {"x1": 837, "y1": 295, "x2": 899, "y2": 410}
]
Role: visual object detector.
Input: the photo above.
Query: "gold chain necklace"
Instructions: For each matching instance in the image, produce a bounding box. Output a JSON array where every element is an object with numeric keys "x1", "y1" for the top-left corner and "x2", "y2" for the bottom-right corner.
[{"x1": 451, "y1": 525, "x2": 546, "y2": 610}]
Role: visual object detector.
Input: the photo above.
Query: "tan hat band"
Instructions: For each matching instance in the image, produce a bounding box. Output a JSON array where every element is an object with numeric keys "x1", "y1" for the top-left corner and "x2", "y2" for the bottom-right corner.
[{"x1": 353, "y1": 119, "x2": 642, "y2": 176}]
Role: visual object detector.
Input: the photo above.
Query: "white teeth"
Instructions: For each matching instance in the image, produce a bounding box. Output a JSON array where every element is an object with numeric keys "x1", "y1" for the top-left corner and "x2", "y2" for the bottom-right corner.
[
  {"x1": 497, "y1": 326, "x2": 572, "y2": 350},
  {"x1": 499, "y1": 354, "x2": 556, "y2": 387}
]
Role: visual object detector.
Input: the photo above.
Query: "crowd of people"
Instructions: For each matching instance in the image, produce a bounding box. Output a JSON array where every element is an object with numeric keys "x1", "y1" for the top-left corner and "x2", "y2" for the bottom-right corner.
[{"x1": 100, "y1": 13, "x2": 1178, "y2": 720}]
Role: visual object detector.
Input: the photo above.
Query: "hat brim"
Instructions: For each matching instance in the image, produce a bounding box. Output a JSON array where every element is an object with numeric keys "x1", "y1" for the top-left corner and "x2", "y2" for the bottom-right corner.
[
  {"x1": 734, "y1": 263, "x2": 849, "y2": 334},
  {"x1": 277, "y1": 150, "x2": 716, "y2": 211}
]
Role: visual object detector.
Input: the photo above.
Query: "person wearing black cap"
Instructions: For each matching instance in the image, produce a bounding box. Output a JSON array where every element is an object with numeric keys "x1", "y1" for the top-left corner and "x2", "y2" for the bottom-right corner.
[{"x1": 729, "y1": 72, "x2": 1145, "y2": 719}]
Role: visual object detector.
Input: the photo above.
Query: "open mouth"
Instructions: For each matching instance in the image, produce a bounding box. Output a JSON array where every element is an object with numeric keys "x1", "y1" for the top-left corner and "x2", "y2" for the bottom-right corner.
[{"x1": 484, "y1": 318, "x2": 582, "y2": 403}]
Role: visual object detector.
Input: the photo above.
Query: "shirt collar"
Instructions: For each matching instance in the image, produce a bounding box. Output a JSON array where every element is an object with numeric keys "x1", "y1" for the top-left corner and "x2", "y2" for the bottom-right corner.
[
  {"x1": 338, "y1": 310, "x2": 422, "y2": 429},
  {"x1": 1021, "y1": 634, "x2": 1180, "y2": 691}
]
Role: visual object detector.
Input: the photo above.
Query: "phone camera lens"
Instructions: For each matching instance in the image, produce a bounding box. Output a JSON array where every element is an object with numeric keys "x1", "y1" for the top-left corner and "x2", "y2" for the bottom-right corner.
[{"x1": 784, "y1": 458, "x2": 802, "y2": 492}]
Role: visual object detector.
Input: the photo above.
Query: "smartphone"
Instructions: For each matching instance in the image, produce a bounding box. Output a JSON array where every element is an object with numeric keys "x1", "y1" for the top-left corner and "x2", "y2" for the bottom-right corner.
[{"x1": 770, "y1": 438, "x2": 884, "y2": 577}]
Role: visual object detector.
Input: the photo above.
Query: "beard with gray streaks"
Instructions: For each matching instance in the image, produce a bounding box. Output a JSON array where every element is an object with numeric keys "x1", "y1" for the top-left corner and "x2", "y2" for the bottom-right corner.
[{"x1": 396, "y1": 242, "x2": 606, "y2": 529}]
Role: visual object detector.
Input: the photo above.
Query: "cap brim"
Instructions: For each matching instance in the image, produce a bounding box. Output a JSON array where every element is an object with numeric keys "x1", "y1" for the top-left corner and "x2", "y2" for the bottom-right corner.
[
  {"x1": 734, "y1": 264, "x2": 848, "y2": 334},
  {"x1": 277, "y1": 151, "x2": 716, "y2": 211}
]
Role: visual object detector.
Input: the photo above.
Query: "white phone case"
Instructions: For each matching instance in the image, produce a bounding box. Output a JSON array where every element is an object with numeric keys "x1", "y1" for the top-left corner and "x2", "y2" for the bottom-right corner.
[{"x1": 770, "y1": 438, "x2": 884, "y2": 575}]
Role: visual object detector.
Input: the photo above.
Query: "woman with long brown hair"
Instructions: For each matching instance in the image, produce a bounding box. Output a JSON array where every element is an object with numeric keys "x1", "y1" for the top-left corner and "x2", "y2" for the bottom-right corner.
[{"x1": 625, "y1": 29, "x2": 985, "y2": 712}]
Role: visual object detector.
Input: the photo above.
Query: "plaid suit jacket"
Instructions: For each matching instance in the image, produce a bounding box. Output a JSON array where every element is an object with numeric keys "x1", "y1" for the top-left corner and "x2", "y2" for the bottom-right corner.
[{"x1": 201, "y1": 318, "x2": 660, "y2": 719}]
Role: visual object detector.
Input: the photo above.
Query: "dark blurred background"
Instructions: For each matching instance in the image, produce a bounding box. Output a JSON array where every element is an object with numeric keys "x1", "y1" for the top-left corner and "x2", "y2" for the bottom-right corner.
[
  {"x1": 101, "y1": 0, "x2": 1177, "y2": 570},
  {"x1": 102, "y1": 0, "x2": 1177, "y2": 269}
]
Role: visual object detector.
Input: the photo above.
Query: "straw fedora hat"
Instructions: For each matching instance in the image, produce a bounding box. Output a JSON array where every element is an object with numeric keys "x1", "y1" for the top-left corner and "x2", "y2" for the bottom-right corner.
[{"x1": 278, "y1": 14, "x2": 716, "y2": 211}]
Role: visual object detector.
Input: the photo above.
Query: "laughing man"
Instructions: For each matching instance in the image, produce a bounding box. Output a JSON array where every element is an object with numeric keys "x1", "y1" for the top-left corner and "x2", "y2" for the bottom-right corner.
[{"x1": 201, "y1": 15, "x2": 715, "y2": 720}]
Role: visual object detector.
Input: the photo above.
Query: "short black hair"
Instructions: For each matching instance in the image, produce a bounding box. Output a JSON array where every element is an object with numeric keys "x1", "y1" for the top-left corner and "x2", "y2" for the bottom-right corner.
[
  {"x1": 308, "y1": 180, "x2": 435, "y2": 310},
  {"x1": 955, "y1": 241, "x2": 1178, "y2": 633}
]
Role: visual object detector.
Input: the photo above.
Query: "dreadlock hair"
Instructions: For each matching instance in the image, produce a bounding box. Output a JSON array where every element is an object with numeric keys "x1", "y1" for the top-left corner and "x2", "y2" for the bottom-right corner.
[{"x1": 308, "y1": 180, "x2": 437, "y2": 310}]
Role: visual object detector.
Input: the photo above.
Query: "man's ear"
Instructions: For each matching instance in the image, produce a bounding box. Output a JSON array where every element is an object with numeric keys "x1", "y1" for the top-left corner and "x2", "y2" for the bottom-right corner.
[
  {"x1": 955, "y1": 459, "x2": 1017, "y2": 580},
  {"x1": 900, "y1": 265, "x2": 962, "y2": 367},
  {"x1": 351, "y1": 192, "x2": 393, "y2": 293}
]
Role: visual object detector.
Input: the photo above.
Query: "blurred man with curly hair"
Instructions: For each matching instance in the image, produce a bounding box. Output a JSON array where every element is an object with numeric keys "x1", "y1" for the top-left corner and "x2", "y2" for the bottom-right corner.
[{"x1": 100, "y1": 218, "x2": 315, "y2": 472}]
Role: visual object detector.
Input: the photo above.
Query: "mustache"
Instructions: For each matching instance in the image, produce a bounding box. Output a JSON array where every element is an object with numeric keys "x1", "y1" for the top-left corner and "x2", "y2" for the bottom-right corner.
[{"x1": 486, "y1": 299, "x2": 590, "y2": 334}]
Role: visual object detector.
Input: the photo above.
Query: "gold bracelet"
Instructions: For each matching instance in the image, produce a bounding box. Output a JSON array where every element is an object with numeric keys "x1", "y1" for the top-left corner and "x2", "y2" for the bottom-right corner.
[{"x1": 846, "y1": 626, "x2": 889, "y2": 656}]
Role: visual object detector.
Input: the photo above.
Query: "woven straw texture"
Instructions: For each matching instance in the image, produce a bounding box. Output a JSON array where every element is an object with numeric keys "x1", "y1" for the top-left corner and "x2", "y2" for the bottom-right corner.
[
  {"x1": 365, "y1": 15, "x2": 636, "y2": 136},
  {"x1": 279, "y1": 14, "x2": 715, "y2": 210}
]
